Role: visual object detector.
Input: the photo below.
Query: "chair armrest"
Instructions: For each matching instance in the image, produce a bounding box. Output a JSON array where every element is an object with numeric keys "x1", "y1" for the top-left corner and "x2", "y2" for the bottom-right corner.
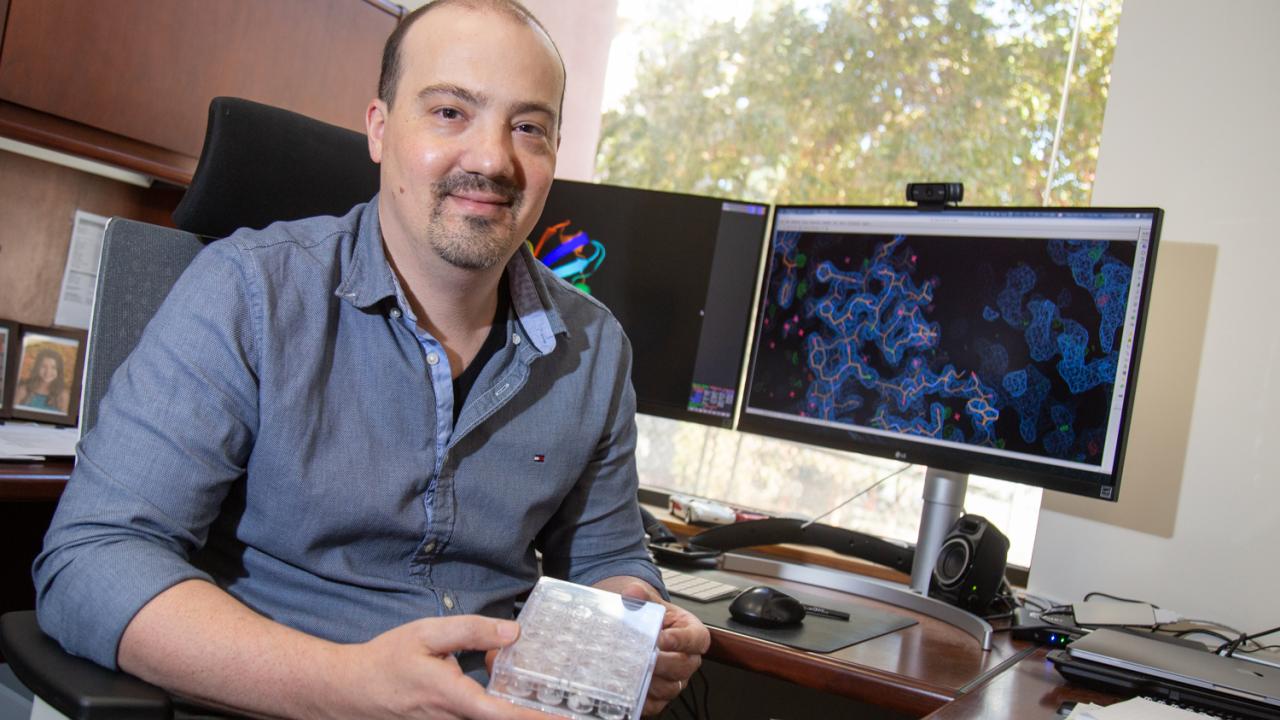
[{"x1": 0, "y1": 611, "x2": 171, "y2": 719}]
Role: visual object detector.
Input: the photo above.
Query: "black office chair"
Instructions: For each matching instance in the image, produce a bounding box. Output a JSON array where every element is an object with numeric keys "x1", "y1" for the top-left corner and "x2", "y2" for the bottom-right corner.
[
  {"x1": 173, "y1": 96, "x2": 380, "y2": 238},
  {"x1": 0, "y1": 97, "x2": 380, "y2": 720}
]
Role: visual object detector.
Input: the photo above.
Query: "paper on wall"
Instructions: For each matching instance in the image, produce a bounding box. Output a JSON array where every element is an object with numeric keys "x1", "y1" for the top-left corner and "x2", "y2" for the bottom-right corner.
[{"x1": 52, "y1": 210, "x2": 109, "y2": 330}]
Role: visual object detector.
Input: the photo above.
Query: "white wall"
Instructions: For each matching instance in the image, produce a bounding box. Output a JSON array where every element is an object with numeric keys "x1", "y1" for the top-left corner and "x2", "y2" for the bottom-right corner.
[
  {"x1": 1028, "y1": 0, "x2": 1280, "y2": 632},
  {"x1": 521, "y1": 0, "x2": 618, "y2": 181}
]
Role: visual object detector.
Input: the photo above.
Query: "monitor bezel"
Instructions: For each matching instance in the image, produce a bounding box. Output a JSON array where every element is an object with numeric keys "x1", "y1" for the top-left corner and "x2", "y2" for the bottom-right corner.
[{"x1": 735, "y1": 203, "x2": 1164, "y2": 501}]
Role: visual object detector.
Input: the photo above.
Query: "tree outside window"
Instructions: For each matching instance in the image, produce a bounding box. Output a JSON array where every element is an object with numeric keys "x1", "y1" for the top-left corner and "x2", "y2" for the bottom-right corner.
[{"x1": 597, "y1": 0, "x2": 1120, "y2": 206}]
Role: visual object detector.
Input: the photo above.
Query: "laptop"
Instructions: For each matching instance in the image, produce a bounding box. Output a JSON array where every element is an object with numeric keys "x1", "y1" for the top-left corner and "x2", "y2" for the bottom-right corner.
[{"x1": 1066, "y1": 628, "x2": 1280, "y2": 710}]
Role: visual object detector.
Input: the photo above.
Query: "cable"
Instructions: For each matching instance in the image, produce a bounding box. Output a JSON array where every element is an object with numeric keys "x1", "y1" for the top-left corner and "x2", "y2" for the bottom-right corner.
[
  {"x1": 1038, "y1": 610, "x2": 1079, "y2": 629},
  {"x1": 1244, "y1": 625, "x2": 1280, "y2": 643},
  {"x1": 668, "y1": 667, "x2": 705, "y2": 720},
  {"x1": 1073, "y1": 596, "x2": 1279, "y2": 660},
  {"x1": 1219, "y1": 624, "x2": 1280, "y2": 657},
  {"x1": 674, "y1": 688, "x2": 696, "y2": 720},
  {"x1": 801, "y1": 464, "x2": 913, "y2": 528},
  {"x1": 1019, "y1": 594, "x2": 1050, "y2": 612},
  {"x1": 674, "y1": 666, "x2": 710, "y2": 720},
  {"x1": 1238, "y1": 644, "x2": 1280, "y2": 655},
  {"x1": 698, "y1": 666, "x2": 711, "y2": 720},
  {"x1": 982, "y1": 578, "x2": 1019, "y2": 618},
  {"x1": 1082, "y1": 591, "x2": 1160, "y2": 608},
  {"x1": 1175, "y1": 618, "x2": 1246, "y2": 637},
  {"x1": 1168, "y1": 628, "x2": 1237, "y2": 646}
]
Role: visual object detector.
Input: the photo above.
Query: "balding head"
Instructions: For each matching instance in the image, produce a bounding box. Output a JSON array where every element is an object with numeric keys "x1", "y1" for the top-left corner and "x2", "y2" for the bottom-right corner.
[{"x1": 378, "y1": 0, "x2": 565, "y2": 113}]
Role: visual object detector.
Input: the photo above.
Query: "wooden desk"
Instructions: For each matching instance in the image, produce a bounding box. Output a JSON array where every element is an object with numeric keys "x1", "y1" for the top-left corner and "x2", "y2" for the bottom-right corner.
[
  {"x1": 922, "y1": 647, "x2": 1120, "y2": 719},
  {"x1": 677, "y1": 559, "x2": 1131, "y2": 719},
  {"x1": 0, "y1": 460, "x2": 71, "y2": 501},
  {"x1": 685, "y1": 564, "x2": 1041, "y2": 718}
]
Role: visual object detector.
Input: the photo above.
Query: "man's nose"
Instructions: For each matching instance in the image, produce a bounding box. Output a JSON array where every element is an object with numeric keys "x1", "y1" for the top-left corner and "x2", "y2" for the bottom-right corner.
[{"x1": 460, "y1": 122, "x2": 517, "y2": 182}]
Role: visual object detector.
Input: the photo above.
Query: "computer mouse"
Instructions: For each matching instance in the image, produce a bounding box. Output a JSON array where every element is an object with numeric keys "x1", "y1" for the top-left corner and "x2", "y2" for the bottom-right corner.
[{"x1": 728, "y1": 585, "x2": 806, "y2": 628}]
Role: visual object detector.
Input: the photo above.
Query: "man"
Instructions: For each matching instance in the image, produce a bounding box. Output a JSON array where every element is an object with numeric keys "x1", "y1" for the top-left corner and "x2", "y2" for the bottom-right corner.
[{"x1": 33, "y1": 1, "x2": 709, "y2": 717}]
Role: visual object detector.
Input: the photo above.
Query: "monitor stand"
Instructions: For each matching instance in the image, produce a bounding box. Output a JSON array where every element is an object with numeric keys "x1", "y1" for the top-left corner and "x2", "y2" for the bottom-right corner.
[
  {"x1": 719, "y1": 467, "x2": 995, "y2": 650},
  {"x1": 910, "y1": 468, "x2": 969, "y2": 594}
]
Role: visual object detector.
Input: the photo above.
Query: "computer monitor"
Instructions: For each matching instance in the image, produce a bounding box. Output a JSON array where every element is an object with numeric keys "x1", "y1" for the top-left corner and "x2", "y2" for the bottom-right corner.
[
  {"x1": 531, "y1": 179, "x2": 770, "y2": 427},
  {"x1": 739, "y1": 205, "x2": 1162, "y2": 502}
]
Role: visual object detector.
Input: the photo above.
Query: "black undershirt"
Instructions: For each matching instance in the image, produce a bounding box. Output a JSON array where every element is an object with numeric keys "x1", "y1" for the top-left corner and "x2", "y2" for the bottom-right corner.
[{"x1": 451, "y1": 273, "x2": 509, "y2": 424}]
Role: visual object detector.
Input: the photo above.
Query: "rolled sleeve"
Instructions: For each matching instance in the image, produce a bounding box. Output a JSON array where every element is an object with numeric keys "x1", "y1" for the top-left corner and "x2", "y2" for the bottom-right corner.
[{"x1": 33, "y1": 241, "x2": 260, "y2": 669}]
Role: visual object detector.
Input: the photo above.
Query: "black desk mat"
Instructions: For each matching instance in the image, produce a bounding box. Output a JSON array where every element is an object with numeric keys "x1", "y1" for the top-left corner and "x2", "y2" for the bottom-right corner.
[{"x1": 668, "y1": 568, "x2": 917, "y2": 654}]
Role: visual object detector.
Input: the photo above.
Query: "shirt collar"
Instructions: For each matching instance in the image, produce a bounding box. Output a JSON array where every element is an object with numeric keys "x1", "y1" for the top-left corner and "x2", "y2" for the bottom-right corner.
[
  {"x1": 506, "y1": 242, "x2": 562, "y2": 355},
  {"x1": 334, "y1": 195, "x2": 397, "y2": 309},
  {"x1": 335, "y1": 195, "x2": 562, "y2": 355}
]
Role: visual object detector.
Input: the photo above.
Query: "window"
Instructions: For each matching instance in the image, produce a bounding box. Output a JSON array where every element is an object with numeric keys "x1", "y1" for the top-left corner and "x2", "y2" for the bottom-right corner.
[{"x1": 596, "y1": 0, "x2": 1125, "y2": 568}]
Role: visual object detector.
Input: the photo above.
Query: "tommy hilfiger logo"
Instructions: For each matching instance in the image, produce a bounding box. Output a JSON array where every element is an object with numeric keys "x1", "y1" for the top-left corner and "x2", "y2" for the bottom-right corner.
[{"x1": 533, "y1": 454, "x2": 545, "y2": 463}]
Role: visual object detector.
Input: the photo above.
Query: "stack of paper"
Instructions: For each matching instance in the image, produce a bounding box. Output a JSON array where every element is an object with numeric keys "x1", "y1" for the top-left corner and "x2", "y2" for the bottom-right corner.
[
  {"x1": 0, "y1": 423, "x2": 79, "y2": 460},
  {"x1": 1067, "y1": 697, "x2": 1217, "y2": 718}
]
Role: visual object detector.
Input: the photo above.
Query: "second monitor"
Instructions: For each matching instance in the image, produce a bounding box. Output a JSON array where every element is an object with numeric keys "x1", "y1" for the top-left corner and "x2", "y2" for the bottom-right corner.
[
  {"x1": 530, "y1": 180, "x2": 769, "y2": 427},
  {"x1": 738, "y1": 205, "x2": 1162, "y2": 501}
]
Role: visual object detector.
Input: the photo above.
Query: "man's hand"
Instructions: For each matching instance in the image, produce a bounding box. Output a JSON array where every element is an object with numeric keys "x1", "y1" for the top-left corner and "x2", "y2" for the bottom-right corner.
[
  {"x1": 324, "y1": 615, "x2": 557, "y2": 720},
  {"x1": 593, "y1": 576, "x2": 712, "y2": 717},
  {"x1": 118, "y1": 580, "x2": 555, "y2": 720}
]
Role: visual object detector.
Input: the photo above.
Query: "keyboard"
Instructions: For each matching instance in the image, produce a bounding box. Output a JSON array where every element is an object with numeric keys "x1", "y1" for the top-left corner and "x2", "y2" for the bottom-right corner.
[{"x1": 660, "y1": 567, "x2": 740, "y2": 602}]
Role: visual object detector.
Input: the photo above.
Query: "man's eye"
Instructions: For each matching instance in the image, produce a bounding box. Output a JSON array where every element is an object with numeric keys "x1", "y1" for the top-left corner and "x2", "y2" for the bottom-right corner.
[
  {"x1": 436, "y1": 107, "x2": 463, "y2": 120},
  {"x1": 515, "y1": 123, "x2": 546, "y2": 137}
]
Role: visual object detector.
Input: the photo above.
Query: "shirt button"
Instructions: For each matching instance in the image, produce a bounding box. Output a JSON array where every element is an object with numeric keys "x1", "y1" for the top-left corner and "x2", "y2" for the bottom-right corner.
[
  {"x1": 426, "y1": 352, "x2": 439, "y2": 366},
  {"x1": 389, "y1": 308, "x2": 402, "y2": 319},
  {"x1": 512, "y1": 334, "x2": 521, "y2": 345},
  {"x1": 423, "y1": 540, "x2": 436, "y2": 553},
  {"x1": 443, "y1": 594, "x2": 455, "y2": 610}
]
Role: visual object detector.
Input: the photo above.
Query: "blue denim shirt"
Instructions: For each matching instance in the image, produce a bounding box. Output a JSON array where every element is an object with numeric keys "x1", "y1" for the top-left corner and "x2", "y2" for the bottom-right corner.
[{"x1": 34, "y1": 198, "x2": 662, "y2": 673}]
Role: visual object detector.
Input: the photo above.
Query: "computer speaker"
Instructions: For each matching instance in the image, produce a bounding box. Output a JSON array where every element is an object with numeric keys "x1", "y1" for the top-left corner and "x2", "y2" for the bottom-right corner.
[{"x1": 928, "y1": 514, "x2": 1009, "y2": 613}]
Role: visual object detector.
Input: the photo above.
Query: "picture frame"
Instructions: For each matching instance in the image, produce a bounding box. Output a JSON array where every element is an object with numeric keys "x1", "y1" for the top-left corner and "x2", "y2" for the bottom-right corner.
[
  {"x1": 5, "y1": 324, "x2": 88, "y2": 427},
  {"x1": 0, "y1": 319, "x2": 16, "y2": 419}
]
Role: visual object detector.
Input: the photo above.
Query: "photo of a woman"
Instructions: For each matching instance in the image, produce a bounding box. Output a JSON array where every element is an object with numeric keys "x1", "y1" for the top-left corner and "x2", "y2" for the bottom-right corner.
[
  {"x1": 15, "y1": 347, "x2": 71, "y2": 414},
  {"x1": 7, "y1": 327, "x2": 86, "y2": 426}
]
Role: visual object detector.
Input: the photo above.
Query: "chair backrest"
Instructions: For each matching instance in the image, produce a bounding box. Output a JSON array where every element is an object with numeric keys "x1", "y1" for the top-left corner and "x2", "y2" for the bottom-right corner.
[
  {"x1": 84, "y1": 98, "x2": 378, "y2": 433},
  {"x1": 80, "y1": 220, "x2": 207, "y2": 435},
  {"x1": 172, "y1": 96, "x2": 380, "y2": 238}
]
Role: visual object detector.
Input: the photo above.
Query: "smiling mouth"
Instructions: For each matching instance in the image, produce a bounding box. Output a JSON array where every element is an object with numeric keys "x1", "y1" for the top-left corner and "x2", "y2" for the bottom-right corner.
[
  {"x1": 451, "y1": 191, "x2": 511, "y2": 206},
  {"x1": 446, "y1": 194, "x2": 514, "y2": 219}
]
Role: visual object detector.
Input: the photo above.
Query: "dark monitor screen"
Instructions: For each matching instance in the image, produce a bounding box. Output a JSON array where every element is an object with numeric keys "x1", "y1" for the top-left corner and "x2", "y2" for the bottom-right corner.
[
  {"x1": 531, "y1": 179, "x2": 769, "y2": 427},
  {"x1": 739, "y1": 205, "x2": 1162, "y2": 500}
]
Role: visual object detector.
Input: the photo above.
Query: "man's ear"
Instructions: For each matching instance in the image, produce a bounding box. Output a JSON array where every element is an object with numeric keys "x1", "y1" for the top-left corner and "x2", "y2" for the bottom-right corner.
[{"x1": 366, "y1": 99, "x2": 387, "y2": 164}]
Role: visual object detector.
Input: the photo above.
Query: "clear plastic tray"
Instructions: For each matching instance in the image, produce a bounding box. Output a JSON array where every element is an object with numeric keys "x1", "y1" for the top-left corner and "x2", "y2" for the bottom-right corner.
[{"x1": 487, "y1": 577, "x2": 665, "y2": 719}]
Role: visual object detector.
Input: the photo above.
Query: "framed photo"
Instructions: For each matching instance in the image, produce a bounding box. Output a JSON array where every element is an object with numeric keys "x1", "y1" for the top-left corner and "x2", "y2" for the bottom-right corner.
[
  {"x1": 5, "y1": 325, "x2": 87, "y2": 427},
  {"x1": 0, "y1": 319, "x2": 16, "y2": 418}
]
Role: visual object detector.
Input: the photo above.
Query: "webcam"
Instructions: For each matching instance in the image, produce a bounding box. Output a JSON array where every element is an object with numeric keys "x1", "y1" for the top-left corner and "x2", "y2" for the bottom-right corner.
[{"x1": 906, "y1": 182, "x2": 964, "y2": 206}]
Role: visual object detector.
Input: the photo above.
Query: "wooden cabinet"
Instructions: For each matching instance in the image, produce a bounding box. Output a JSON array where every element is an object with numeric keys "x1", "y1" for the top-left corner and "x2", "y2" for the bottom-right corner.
[
  {"x1": 0, "y1": 0, "x2": 399, "y2": 185},
  {"x1": 0, "y1": 0, "x2": 399, "y2": 325}
]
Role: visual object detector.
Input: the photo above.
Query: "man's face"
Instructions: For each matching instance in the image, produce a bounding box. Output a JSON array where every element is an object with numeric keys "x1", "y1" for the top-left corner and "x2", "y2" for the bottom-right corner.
[{"x1": 367, "y1": 6, "x2": 563, "y2": 272}]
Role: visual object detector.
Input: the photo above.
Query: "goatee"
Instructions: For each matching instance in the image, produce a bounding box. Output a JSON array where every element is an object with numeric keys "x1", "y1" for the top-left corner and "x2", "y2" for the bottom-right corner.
[{"x1": 427, "y1": 172, "x2": 524, "y2": 271}]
